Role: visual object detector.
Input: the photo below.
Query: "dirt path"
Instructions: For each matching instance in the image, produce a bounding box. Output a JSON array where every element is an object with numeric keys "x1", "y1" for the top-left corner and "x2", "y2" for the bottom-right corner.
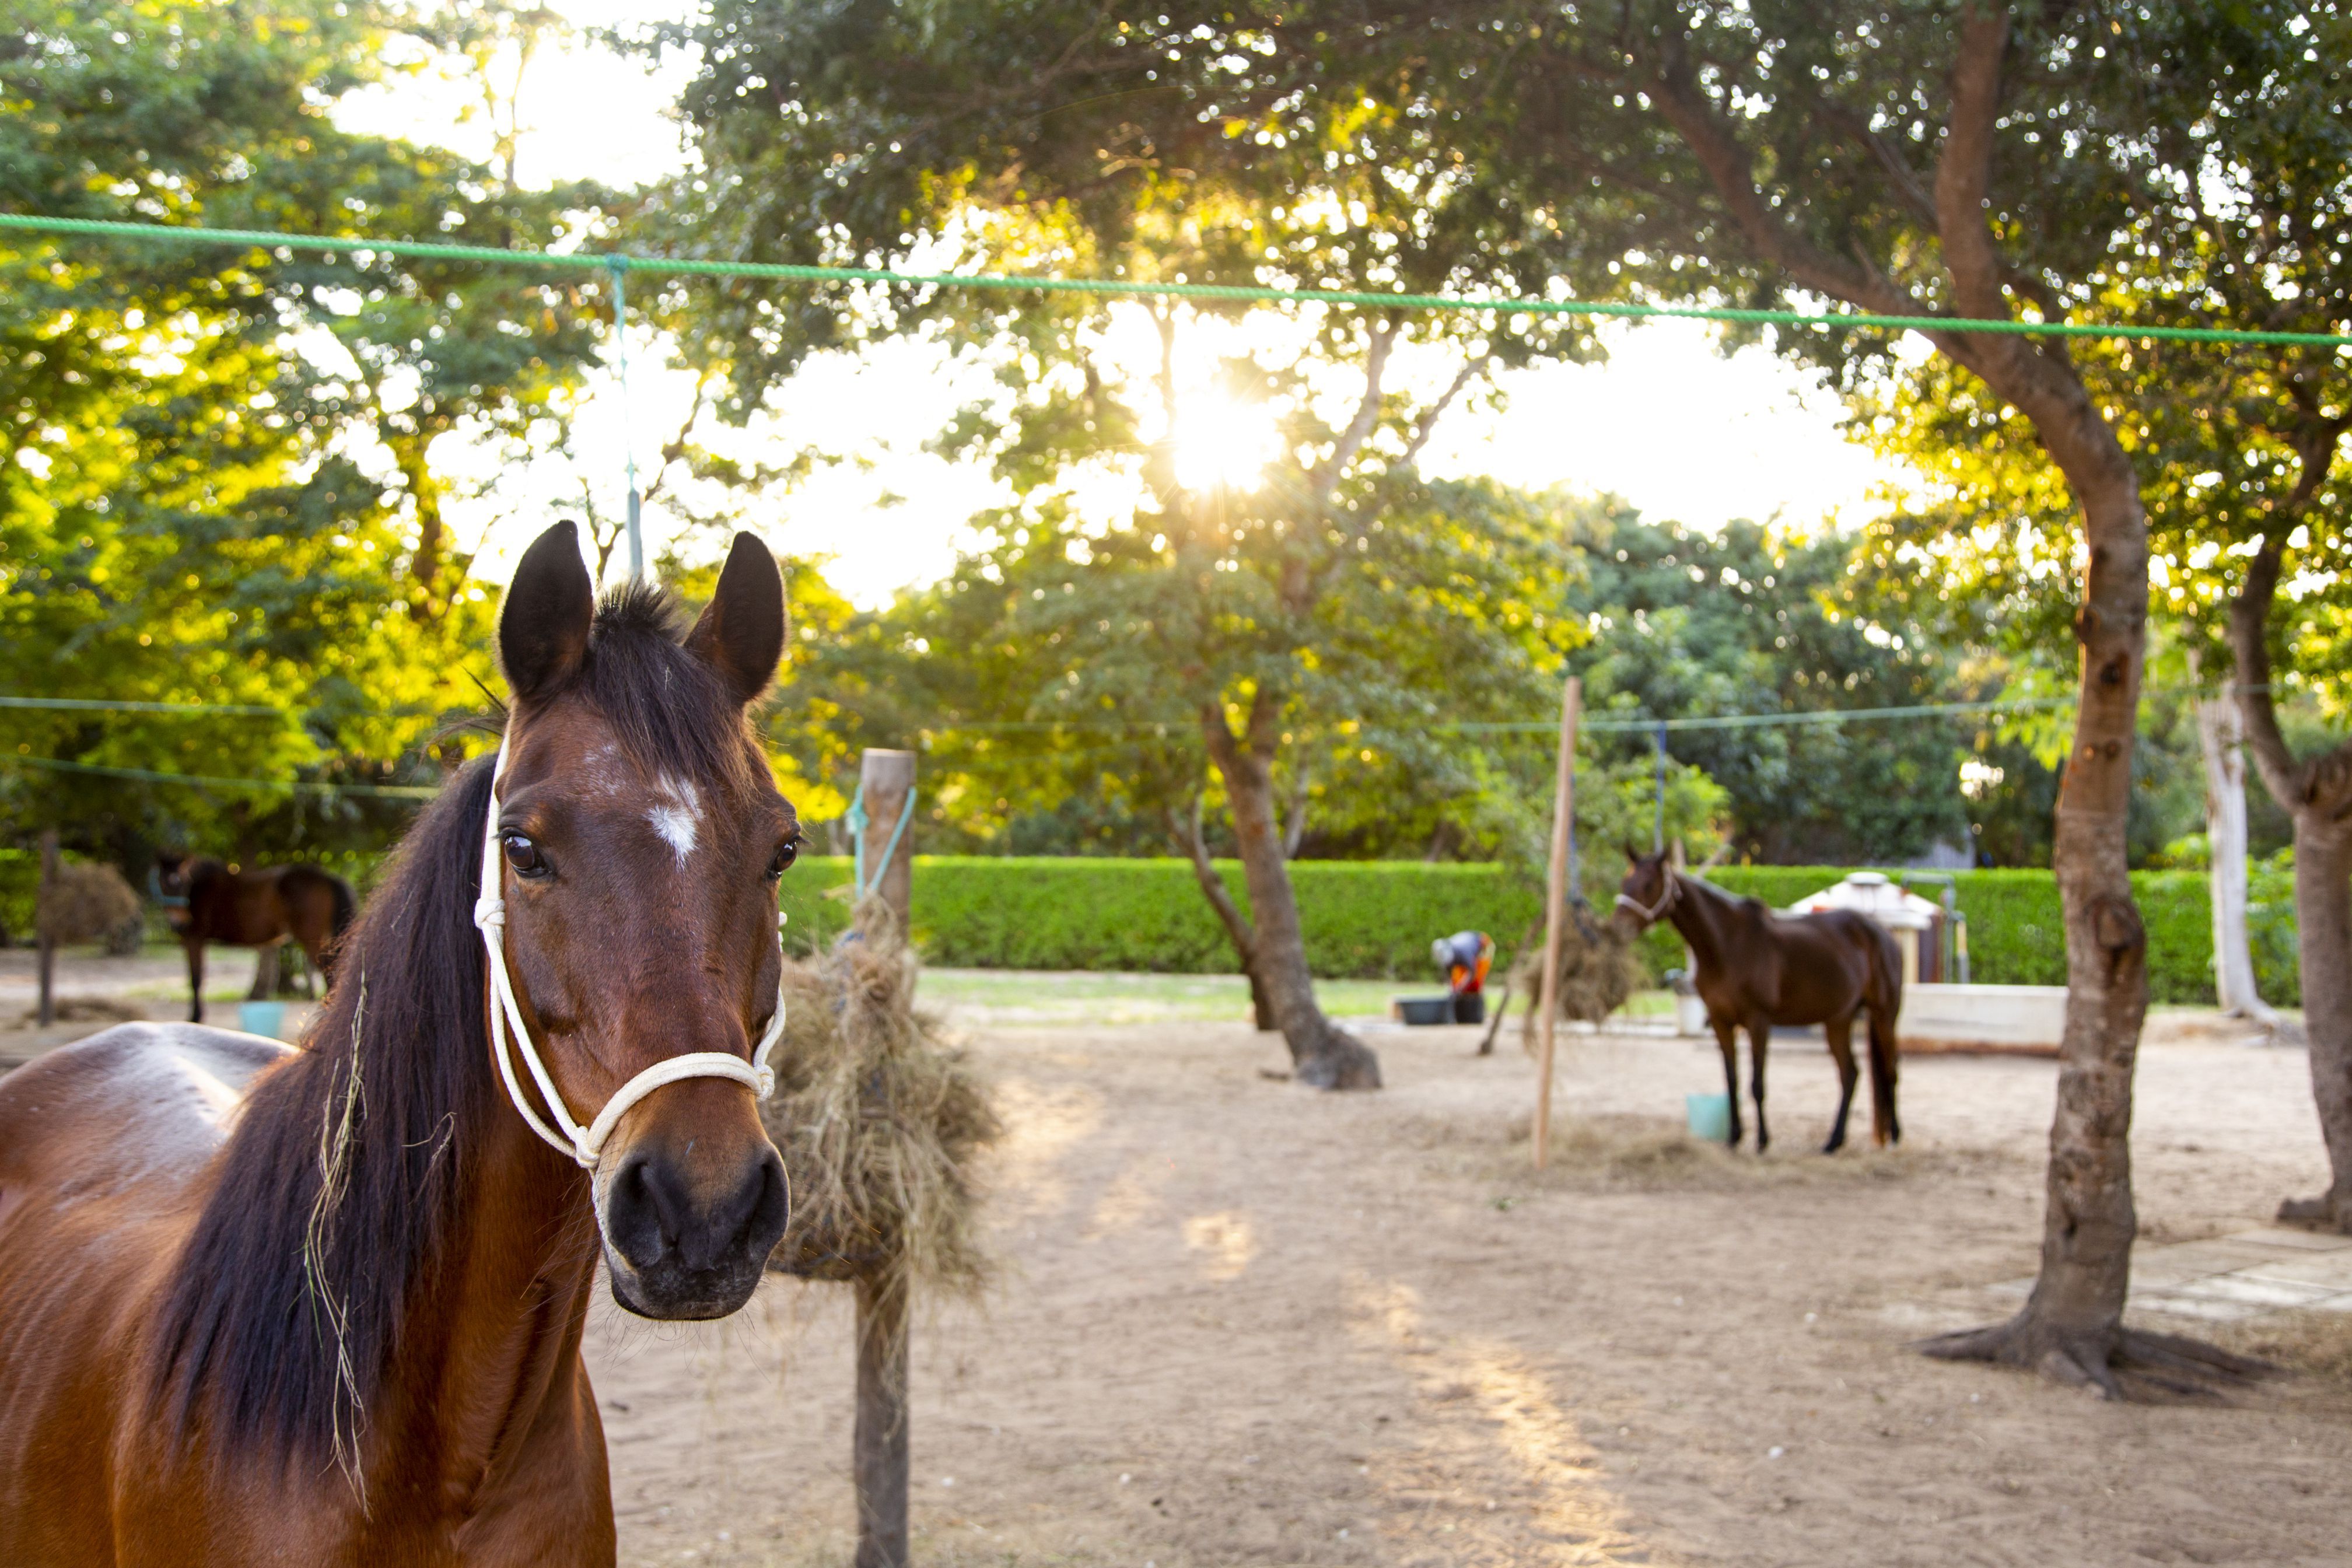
[{"x1": 587, "y1": 1020, "x2": 2351, "y2": 1567}]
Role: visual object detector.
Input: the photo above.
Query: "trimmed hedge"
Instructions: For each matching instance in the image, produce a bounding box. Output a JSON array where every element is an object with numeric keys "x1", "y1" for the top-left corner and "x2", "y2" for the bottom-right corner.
[
  {"x1": 775, "y1": 855, "x2": 2295, "y2": 1006},
  {"x1": 779, "y1": 856, "x2": 1532, "y2": 978}
]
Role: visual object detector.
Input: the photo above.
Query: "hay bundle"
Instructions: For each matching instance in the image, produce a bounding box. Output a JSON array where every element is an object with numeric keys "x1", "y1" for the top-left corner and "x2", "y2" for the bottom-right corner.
[
  {"x1": 38, "y1": 858, "x2": 142, "y2": 946},
  {"x1": 762, "y1": 900, "x2": 998, "y2": 1303},
  {"x1": 1513, "y1": 902, "x2": 1644, "y2": 1047}
]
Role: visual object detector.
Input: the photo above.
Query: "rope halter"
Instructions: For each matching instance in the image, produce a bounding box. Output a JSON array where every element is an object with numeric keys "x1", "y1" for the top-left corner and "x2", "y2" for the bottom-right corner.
[
  {"x1": 474, "y1": 741, "x2": 786, "y2": 1169},
  {"x1": 1613, "y1": 870, "x2": 1681, "y2": 928}
]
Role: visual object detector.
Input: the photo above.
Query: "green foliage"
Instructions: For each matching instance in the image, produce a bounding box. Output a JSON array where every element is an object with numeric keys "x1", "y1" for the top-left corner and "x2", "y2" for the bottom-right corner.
[
  {"x1": 1, "y1": 1, "x2": 610, "y2": 869},
  {"x1": 768, "y1": 856, "x2": 2287, "y2": 1006}
]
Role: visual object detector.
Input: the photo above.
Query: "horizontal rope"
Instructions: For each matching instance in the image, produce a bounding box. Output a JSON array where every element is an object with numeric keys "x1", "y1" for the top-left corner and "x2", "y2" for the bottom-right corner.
[
  {"x1": 2, "y1": 754, "x2": 439, "y2": 799},
  {"x1": 4, "y1": 214, "x2": 2347, "y2": 349},
  {"x1": 0, "y1": 694, "x2": 281, "y2": 716}
]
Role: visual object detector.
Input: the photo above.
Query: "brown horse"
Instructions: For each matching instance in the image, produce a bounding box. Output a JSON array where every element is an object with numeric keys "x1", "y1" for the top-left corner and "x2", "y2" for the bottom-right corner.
[
  {"x1": 0, "y1": 521, "x2": 800, "y2": 1564},
  {"x1": 1612, "y1": 850, "x2": 1903, "y2": 1153},
  {"x1": 153, "y1": 853, "x2": 357, "y2": 1020}
]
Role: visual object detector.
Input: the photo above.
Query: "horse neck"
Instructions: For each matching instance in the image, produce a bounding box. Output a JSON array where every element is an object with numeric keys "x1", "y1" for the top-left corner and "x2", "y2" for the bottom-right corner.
[
  {"x1": 1664, "y1": 874, "x2": 1736, "y2": 972},
  {"x1": 366, "y1": 1090, "x2": 603, "y2": 1496}
]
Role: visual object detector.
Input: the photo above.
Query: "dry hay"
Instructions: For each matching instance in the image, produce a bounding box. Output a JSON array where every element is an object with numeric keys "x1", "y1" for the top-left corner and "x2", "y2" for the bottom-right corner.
[
  {"x1": 38, "y1": 859, "x2": 142, "y2": 945},
  {"x1": 1509, "y1": 903, "x2": 1645, "y2": 1045},
  {"x1": 761, "y1": 899, "x2": 999, "y2": 1304},
  {"x1": 1402, "y1": 1105, "x2": 2008, "y2": 1194},
  {"x1": 2213, "y1": 1307, "x2": 2352, "y2": 1386}
]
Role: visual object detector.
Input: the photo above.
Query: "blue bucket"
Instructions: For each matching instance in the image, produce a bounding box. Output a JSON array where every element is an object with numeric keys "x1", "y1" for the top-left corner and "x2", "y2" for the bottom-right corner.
[
  {"x1": 1685, "y1": 1091, "x2": 1732, "y2": 1143},
  {"x1": 239, "y1": 1000, "x2": 288, "y2": 1040}
]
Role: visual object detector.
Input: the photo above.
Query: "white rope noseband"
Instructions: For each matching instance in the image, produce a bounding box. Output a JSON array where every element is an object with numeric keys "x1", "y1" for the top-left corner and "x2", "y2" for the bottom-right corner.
[
  {"x1": 1614, "y1": 870, "x2": 1681, "y2": 927},
  {"x1": 474, "y1": 743, "x2": 787, "y2": 1169}
]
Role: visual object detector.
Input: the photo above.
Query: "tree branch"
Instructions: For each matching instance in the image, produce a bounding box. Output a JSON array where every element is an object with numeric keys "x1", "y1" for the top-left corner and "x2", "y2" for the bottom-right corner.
[
  {"x1": 1306, "y1": 315, "x2": 1398, "y2": 510},
  {"x1": 2227, "y1": 534, "x2": 2304, "y2": 803},
  {"x1": 1402, "y1": 352, "x2": 1493, "y2": 467}
]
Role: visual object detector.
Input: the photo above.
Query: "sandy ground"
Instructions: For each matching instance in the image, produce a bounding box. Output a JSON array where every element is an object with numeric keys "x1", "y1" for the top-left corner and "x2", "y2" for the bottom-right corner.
[{"x1": 584, "y1": 1013, "x2": 2352, "y2": 1568}]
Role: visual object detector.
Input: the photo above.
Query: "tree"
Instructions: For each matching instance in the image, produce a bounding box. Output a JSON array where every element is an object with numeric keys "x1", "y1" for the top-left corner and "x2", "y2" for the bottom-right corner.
[
  {"x1": 1, "y1": 1, "x2": 612, "y2": 868},
  {"x1": 1166, "y1": 0, "x2": 2194, "y2": 1388},
  {"x1": 646, "y1": 0, "x2": 1632, "y2": 1087},
  {"x1": 1852, "y1": 2, "x2": 2352, "y2": 1224},
  {"x1": 1565, "y1": 504, "x2": 1979, "y2": 864}
]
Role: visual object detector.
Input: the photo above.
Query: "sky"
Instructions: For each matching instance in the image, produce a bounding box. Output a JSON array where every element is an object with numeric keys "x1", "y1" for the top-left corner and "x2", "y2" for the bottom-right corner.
[{"x1": 332, "y1": 3, "x2": 1906, "y2": 608}]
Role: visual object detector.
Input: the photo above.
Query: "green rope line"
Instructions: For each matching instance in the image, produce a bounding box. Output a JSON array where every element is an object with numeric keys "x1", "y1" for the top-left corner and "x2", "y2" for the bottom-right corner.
[
  {"x1": 5, "y1": 213, "x2": 2347, "y2": 349},
  {"x1": 1, "y1": 754, "x2": 439, "y2": 798},
  {"x1": 0, "y1": 695, "x2": 281, "y2": 716}
]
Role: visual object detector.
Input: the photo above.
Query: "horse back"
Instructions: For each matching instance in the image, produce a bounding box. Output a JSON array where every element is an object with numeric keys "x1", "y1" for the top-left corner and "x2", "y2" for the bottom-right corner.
[{"x1": 0, "y1": 1026, "x2": 290, "y2": 1564}]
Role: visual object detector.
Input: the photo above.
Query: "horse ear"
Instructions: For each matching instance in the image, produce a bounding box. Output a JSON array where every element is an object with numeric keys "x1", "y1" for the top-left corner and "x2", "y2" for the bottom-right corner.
[
  {"x1": 685, "y1": 532, "x2": 788, "y2": 706},
  {"x1": 1622, "y1": 842, "x2": 1642, "y2": 866},
  {"x1": 501, "y1": 521, "x2": 595, "y2": 708}
]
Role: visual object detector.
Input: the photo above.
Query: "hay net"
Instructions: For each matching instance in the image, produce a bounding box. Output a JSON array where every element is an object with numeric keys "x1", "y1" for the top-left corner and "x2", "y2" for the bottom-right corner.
[
  {"x1": 1514, "y1": 901, "x2": 1644, "y2": 1045},
  {"x1": 38, "y1": 857, "x2": 143, "y2": 944},
  {"x1": 761, "y1": 897, "x2": 999, "y2": 1306}
]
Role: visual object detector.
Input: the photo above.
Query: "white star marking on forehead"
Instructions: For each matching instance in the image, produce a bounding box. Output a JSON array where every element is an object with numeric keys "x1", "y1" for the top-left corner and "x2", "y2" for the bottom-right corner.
[{"x1": 647, "y1": 774, "x2": 701, "y2": 866}]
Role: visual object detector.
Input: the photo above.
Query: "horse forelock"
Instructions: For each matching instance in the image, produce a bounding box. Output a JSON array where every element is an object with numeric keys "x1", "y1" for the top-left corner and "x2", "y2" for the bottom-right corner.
[
  {"x1": 555, "y1": 579, "x2": 761, "y2": 797},
  {"x1": 148, "y1": 758, "x2": 501, "y2": 1476}
]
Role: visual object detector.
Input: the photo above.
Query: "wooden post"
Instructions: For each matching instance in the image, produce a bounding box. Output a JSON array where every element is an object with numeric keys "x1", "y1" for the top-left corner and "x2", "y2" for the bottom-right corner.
[
  {"x1": 852, "y1": 747, "x2": 915, "y2": 1568},
  {"x1": 35, "y1": 830, "x2": 58, "y2": 1028},
  {"x1": 1532, "y1": 678, "x2": 1580, "y2": 1168}
]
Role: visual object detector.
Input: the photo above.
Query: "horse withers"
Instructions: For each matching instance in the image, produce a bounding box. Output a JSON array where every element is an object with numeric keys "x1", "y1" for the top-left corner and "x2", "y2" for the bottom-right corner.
[
  {"x1": 0, "y1": 522, "x2": 800, "y2": 1564},
  {"x1": 1612, "y1": 849, "x2": 1903, "y2": 1154},
  {"x1": 152, "y1": 853, "x2": 356, "y2": 1020}
]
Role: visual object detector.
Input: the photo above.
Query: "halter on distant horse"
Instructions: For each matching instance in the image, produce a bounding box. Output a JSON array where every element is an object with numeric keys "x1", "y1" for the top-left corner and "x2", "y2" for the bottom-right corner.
[
  {"x1": 474, "y1": 740, "x2": 789, "y2": 1169},
  {"x1": 1614, "y1": 867, "x2": 1680, "y2": 926}
]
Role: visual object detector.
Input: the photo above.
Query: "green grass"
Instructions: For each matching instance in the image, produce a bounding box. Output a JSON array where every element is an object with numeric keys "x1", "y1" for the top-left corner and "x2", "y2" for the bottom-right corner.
[{"x1": 913, "y1": 969, "x2": 1418, "y2": 1026}]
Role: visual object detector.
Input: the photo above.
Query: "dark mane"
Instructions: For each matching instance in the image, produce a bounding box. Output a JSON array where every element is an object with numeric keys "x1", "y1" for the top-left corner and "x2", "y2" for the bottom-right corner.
[
  {"x1": 149, "y1": 757, "x2": 502, "y2": 1466},
  {"x1": 145, "y1": 580, "x2": 753, "y2": 1470}
]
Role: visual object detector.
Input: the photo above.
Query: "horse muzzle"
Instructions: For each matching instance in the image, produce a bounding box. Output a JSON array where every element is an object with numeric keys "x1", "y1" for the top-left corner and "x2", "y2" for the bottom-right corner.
[{"x1": 594, "y1": 1137, "x2": 790, "y2": 1320}]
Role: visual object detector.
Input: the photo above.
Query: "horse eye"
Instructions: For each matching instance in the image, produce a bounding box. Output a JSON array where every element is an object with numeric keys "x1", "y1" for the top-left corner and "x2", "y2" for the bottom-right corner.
[
  {"x1": 766, "y1": 838, "x2": 800, "y2": 881},
  {"x1": 501, "y1": 832, "x2": 552, "y2": 880}
]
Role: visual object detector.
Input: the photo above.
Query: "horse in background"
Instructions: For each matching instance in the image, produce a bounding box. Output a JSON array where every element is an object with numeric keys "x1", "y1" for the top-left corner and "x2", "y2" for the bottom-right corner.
[
  {"x1": 152, "y1": 853, "x2": 356, "y2": 1021},
  {"x1": 0, "y1": 522, "x2": 797, "y2": 1563},
  {"x1": 1612, "y1": 848, "x2": 1903, "y2": 1153}
]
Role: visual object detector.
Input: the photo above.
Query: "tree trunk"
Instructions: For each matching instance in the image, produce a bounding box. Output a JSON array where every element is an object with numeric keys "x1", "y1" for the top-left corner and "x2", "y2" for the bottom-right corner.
[
  {"x1": 2228, "y1": 544, "x2": 2352, "y2": 1231},
  {"x1": 2189, "y1": 663, "x2": 2277, "y2": 1027},
  {"x1": 247, "y1": 942, "x2": 282, "y2": 1002},
  {"x1": 35, "y1": 830, "x2": 59, "y2": 1027},
  {"x1": 2279, "y1": 815, "x2": 2352, "y2": 1230},
  {"x1": 1203, "y1": 707, "x2": 1380, "y2": 1088},
  {"x1": 1174, "y1": 798, "x2": 1279, "y2": 1031},
  {"x1": 1924, "y1": 452, "x2": 2160, "y2": 1394}
]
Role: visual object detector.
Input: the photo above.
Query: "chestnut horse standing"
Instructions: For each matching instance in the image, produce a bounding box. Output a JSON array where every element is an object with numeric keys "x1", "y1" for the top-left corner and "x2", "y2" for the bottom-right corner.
[
  {"x1": 0, "y1": 522, "x2": 800, "y2": 1564},
  {"x1": 1612, "y1": 850, "x2": 1903, "y2": 1153},
  {"x1": 153, "y1": 853, "x2": 356, "y2": 1020}
]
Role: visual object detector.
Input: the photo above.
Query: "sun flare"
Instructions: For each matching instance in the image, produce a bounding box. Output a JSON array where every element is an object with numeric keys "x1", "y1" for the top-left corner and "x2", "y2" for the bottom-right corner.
[{"x1": 1170, "y1": 395, "x2": 1281, "y2": 493}]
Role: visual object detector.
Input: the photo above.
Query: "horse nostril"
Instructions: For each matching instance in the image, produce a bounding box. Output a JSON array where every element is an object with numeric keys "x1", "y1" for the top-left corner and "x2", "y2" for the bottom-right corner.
[
  {"x1": 606, "y1": 1150, "x2": 690, "y2": 1270},
  {"x1": 738, "y1": 1149, "x2": 790, "y2": 1257}
]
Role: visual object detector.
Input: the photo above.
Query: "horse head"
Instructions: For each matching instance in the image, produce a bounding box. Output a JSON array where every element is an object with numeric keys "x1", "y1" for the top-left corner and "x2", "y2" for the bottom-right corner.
[
  {"x1": 1611, "y1": 845, "x2": 1678, "y2": 937},
  {"x1": 489, "y1": 521, "x2": 798, "y2": 1320}
]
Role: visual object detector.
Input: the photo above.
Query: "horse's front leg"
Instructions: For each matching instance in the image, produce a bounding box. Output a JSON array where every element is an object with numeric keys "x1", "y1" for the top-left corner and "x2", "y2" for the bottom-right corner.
[
  {"x1": 184, "y1": 938, "x2": 205, "y2": 1024},
  {"x1": 1822, "y1": 1014, "x2": 1859, "y2": 1154},
  {"x1": 1746, "y1": 1016, "x2": 1771, "y2": 1154},
  {"x1": 1710, "y1": 1016, "x2": 1743, "y2": 1148}
]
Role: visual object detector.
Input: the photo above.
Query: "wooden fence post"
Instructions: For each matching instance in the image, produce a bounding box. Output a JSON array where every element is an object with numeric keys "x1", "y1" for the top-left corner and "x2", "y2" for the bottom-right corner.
[
  {"x1": 35, "y1": 830, "x2": 59, "y2": 1028},
  {"x1": 1533, "y1": 678, "x2": 1580, "y2": 1169},
  {"x1": 852, "y1": 748, "x2": 916, "y2": 1568}
]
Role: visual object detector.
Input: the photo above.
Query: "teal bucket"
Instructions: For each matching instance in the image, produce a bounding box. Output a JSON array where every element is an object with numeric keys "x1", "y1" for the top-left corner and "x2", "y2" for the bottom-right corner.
[
  {"x1": 239, "y1": 1000, "x2": 288, "y2": 1040},
  {"x1": 1685, "y1": 1091, "x2": 1732, "y2": 1143}
]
